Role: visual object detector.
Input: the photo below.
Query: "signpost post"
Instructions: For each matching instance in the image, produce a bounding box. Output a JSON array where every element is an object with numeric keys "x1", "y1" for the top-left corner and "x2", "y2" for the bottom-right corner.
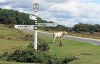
[{"x1": 33, "y1": 3, "x2": 39, "y2": 51}]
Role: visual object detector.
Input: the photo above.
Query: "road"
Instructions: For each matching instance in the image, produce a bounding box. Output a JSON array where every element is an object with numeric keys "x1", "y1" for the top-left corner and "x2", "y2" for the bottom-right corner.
[{"x1": 37, "y1": 31, "x2": 100, "y2": 45}]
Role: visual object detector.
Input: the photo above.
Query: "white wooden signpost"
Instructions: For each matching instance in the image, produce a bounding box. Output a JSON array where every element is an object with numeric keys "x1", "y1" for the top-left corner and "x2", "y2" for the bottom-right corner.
[
  {"x1": 14, "y1": 2, "x2": 58, "y2": 51},
  {"x1": 29, "y1": 2, "x2": 58, "y2": 51}
]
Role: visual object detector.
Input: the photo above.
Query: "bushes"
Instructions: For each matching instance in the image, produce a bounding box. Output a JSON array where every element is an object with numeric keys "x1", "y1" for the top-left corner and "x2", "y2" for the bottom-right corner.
[
  {"x1": 27, "y1": 40, "x2": 49, "y2": 51},
  {"x1": 44, "y1": 56, "x2": 78, "y2": 64},
  {"x1": 5, "y1": 48, "x2": 77, "y2": 64},
  {"x1": 6, "y1": 49, "x2": 41, "y2": 63},
  {"x1": 57, "y1": 57, "x2": 78, "y2": 64},
  {"x1": 38, "y1": 40, "x2": 49, "y2": 51},
  {"x1": 5, "y1": 49, "x2": 55, "y2": 63}
]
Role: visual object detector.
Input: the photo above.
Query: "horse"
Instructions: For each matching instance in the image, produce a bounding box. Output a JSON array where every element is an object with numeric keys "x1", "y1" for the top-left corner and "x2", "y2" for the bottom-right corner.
[{"x1": 53, "y1": 31, "x2": 68, "y2": 46}]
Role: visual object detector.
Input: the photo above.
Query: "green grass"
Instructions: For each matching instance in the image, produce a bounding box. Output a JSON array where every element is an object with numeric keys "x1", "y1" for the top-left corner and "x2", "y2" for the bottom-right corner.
[
  {"x1": 0, "y1": 24, "x2": 32, "y2": 64},
  {"x1": 50, "y1": 40, "x2": 100, "y2": 64},
  {"x1": 0, "y1": 24, "x2": 100, "y2": 64},
  {"x1": 39, "y1": 33, "x2": 100, "y2": 64}
]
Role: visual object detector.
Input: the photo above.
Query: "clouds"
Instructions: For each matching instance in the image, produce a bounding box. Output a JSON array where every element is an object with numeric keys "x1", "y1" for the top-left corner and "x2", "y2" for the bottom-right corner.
[
  {"x1": 49, "y1": 0, "x2": 100, "y2": 18},
  {"x1": 0, "y1": 0, "x2": 100, "y2": 27},
  {"x1": 0, "y1": 0, "x2": 14, "y2": 9},
  {"x1": 0, "y1": 0, "x2": 6, "y2": 3},
  {"x1": 49, "y1": 1, "x2": 79, "y2": 17},
  {"x1": 45, "y1": 0, "x2": 66, "y2": 3},
  {"x1": 45, "y1": 0, "x2": 100, "y2": 26}
]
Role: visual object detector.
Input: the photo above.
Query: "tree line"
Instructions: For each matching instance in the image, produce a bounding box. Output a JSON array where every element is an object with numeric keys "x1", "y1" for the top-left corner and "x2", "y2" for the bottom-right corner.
[
  {"x1": 72, "y1": 23, "x2": 100, "y2": 33},
  {"x1": 42, "y1": 23, "x2": 100, "y2": 33},
  {"x1": 0, "y1": 8, "x2": 46, "y2": 25}
]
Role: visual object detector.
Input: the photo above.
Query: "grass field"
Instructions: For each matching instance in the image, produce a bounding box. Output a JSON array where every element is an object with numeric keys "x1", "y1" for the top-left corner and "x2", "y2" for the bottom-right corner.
[
  {"x1": 0, "y1": 25, "x2": 32, "y2": 64},
  {"x1": 68, "y1": 32, "x2": 100, "y2": 39},
  {"x1": 0, "y1": 24, "x2": 100, "y2": 64},
  {"x1": 39, "y1": 31, "x2": 100, "y2": 64}
]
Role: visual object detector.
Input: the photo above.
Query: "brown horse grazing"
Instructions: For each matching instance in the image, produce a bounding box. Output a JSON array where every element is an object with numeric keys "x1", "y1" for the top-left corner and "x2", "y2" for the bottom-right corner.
[{"x1": 53, "y1": 31, "x2": 68, "y2": 46}]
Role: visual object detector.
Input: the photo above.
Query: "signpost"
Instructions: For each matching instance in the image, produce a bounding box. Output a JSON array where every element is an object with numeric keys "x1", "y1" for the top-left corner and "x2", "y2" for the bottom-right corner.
[
  {"x1": 33, "y1": 3, "x2": 39, "y2": 51},
  {"x1": 29, "y1": 2, "x2": 58, "y2": 51},
  {"x1": 15, "y1": 2, "x2": 58, "y2": 51}
]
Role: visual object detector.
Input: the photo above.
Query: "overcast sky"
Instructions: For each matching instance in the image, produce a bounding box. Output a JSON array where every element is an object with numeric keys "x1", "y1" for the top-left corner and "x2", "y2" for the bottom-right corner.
[{"x1": 0, "y1": 0, "x2": 100, "y2": 27}]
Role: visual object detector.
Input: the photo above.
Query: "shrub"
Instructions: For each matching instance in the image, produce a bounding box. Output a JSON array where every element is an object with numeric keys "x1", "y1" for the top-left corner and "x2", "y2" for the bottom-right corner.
[
  {"x1": 1, "y1": 48, "x2": 78, "y2": 64},
  {"x1": 5, "y1": 49, "x2": 56, "y2": 63},
  {"x1": 58, "y1": 56, "x2": 78, "y2": 64},
  {"x1": 27, "y1": 38, "x2": 49, "y2": 51},
  {"x1": 6, "y1": 49, "x2": 42, "y2": 63},
  {"x1": 38, "y1": 41, "x2": 49, "y2": 51},
  {"x1": 27, "y1": 39, "x2": 49, "y2": 51}
]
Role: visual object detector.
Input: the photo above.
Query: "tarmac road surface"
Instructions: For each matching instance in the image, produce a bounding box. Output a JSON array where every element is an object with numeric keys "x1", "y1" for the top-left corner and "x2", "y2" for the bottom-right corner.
[{"x1": 38, "y1": 31, "x2": 100, "y2": 45}]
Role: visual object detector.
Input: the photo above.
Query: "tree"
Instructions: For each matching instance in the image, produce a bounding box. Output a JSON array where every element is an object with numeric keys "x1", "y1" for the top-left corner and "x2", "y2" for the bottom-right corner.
[{"x1": 3, "y1": 16, "x2": 17, "y2": 24}]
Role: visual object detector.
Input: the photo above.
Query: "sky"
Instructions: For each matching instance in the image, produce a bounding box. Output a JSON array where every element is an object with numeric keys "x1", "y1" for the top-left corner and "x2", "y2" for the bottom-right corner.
[{"x1": 0, "y1": 0, "x2": 100, "y2": 27}]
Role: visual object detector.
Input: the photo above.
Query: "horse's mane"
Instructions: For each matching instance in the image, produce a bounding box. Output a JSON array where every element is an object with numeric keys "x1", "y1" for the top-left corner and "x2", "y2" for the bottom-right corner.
[{"x1": 53, "y1": 31, "x2": 67, "y2": 33}]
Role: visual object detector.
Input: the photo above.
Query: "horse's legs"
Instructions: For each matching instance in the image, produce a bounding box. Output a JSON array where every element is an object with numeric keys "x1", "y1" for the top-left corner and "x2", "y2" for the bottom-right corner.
[
  {"x1": 53, "y1": 37, "x2": 56, "y2": 43},
  {"x1": 59, "y1": 37, "x2": 62, "y2": 46}
]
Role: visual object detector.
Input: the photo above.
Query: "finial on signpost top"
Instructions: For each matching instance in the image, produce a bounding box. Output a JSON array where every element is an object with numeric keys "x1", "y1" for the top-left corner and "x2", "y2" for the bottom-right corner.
[{"x1": 33, "y1": 3, "x2": 39, "y2": 12}]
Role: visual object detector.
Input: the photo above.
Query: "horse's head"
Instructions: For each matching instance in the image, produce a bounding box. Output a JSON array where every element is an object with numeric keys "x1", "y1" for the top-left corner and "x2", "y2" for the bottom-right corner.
[{"x1": 63, "y1": 31, "x2": 68, "y2": 34}]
